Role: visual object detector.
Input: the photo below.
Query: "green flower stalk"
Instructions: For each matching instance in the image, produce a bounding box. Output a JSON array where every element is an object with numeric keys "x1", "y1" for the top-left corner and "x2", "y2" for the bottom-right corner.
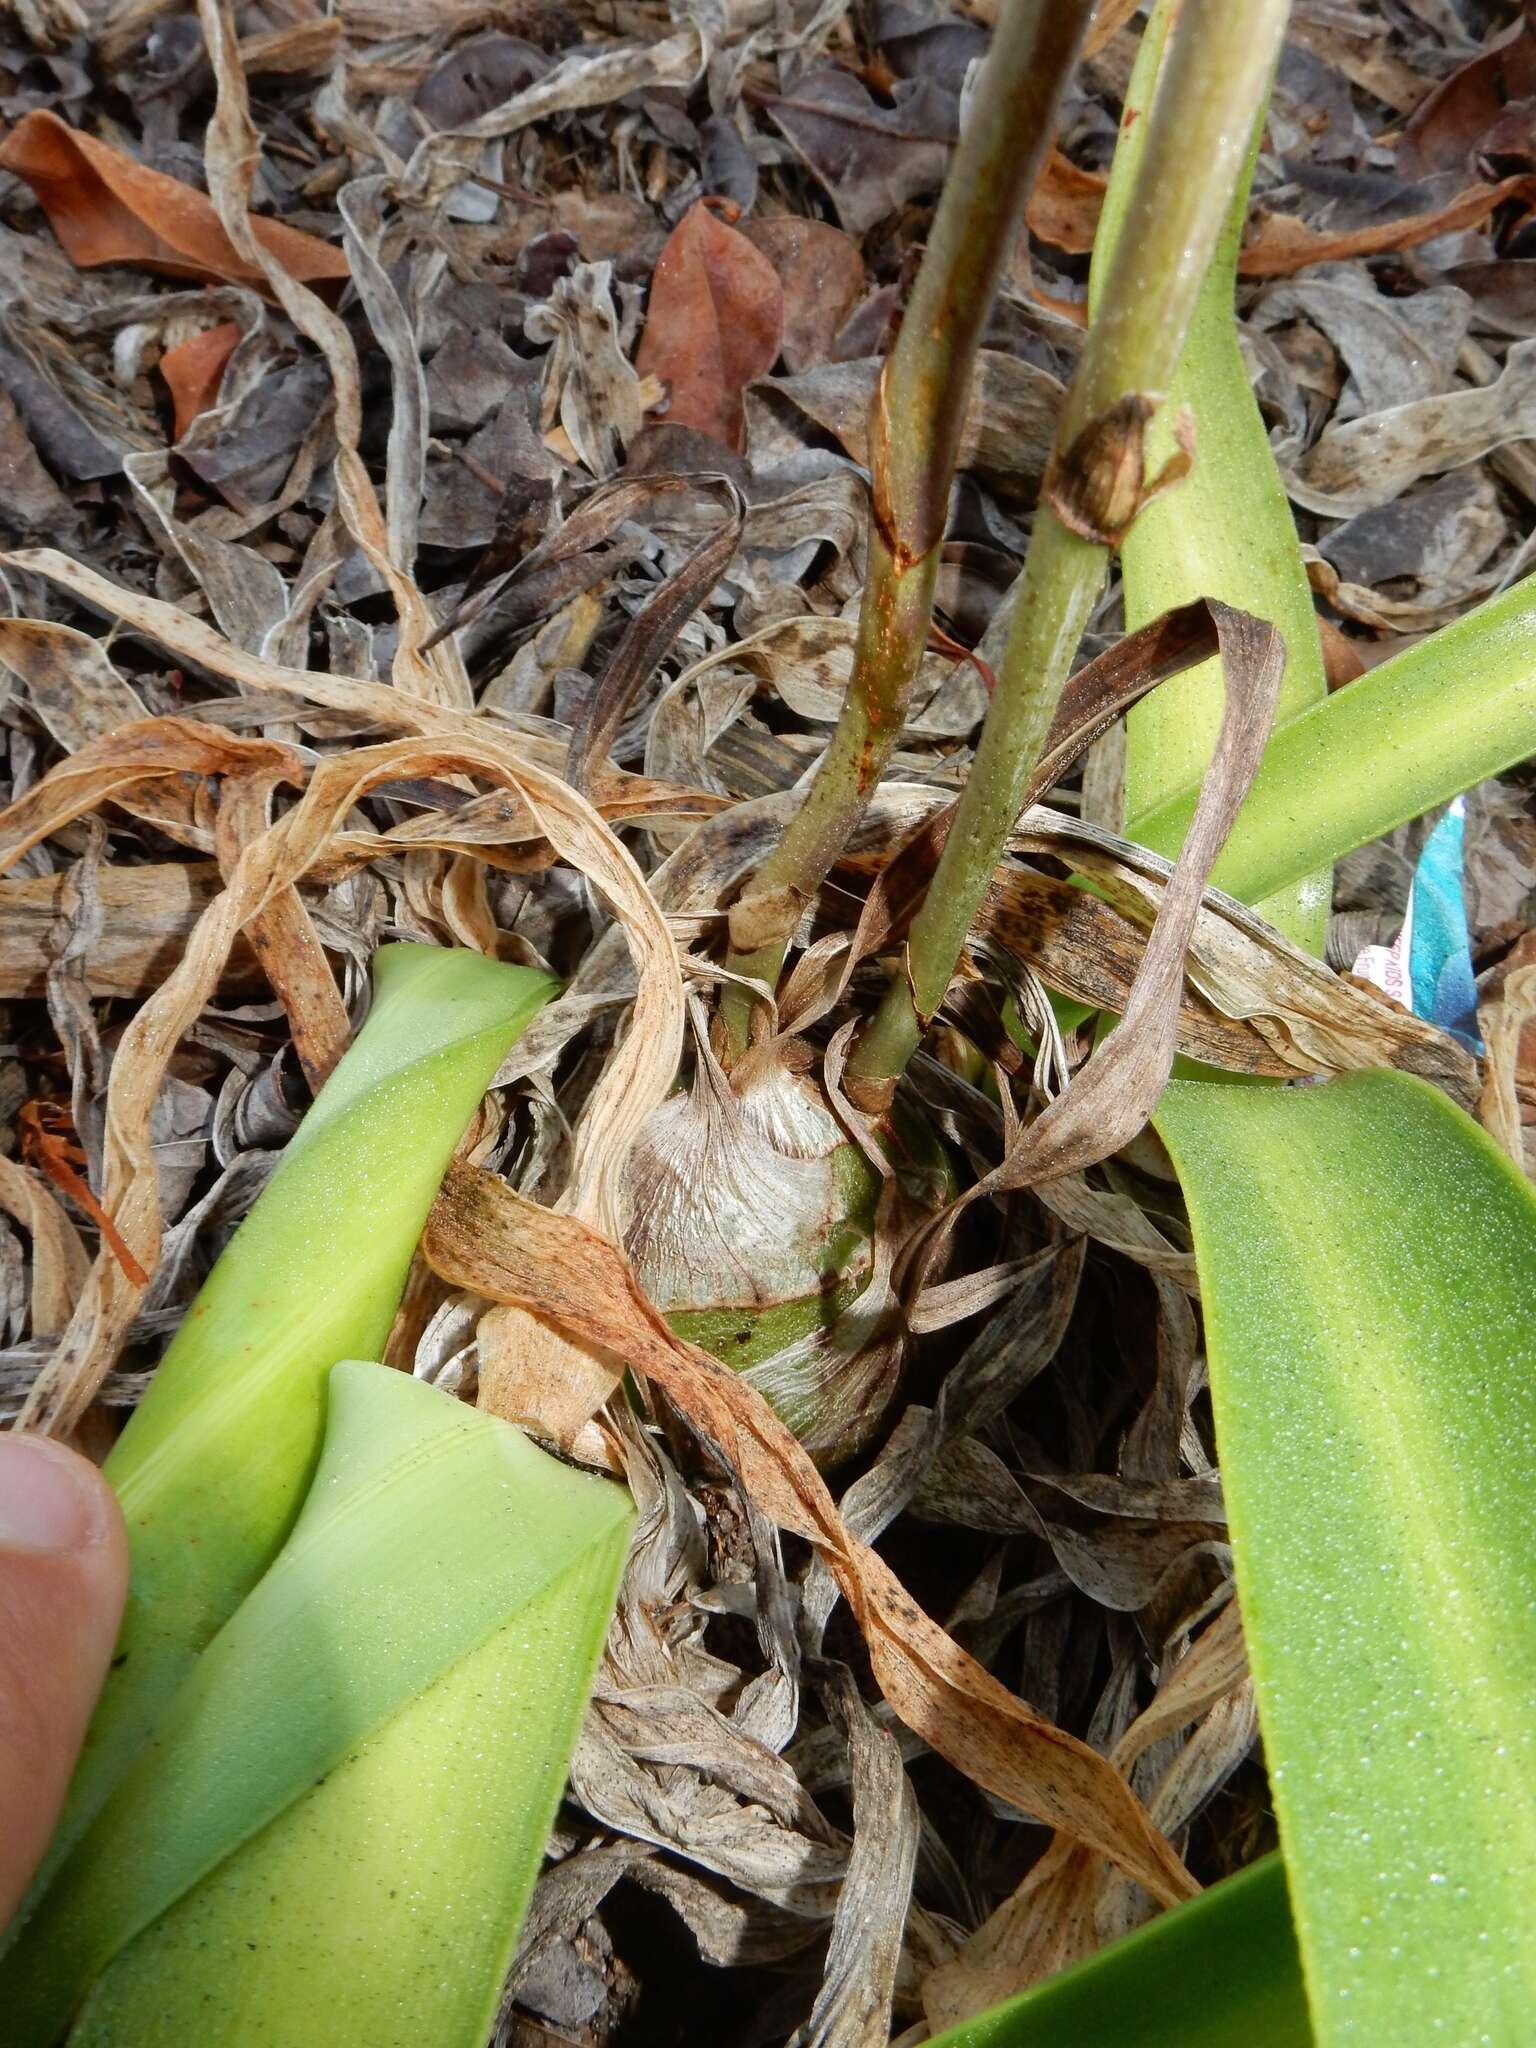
[
  {"x1": 851, "y1": 0, "x2": 1293, "y2": 1083},
  {"x1": 719, "y1": 0, "x2": 1095, "y2": 1049}
]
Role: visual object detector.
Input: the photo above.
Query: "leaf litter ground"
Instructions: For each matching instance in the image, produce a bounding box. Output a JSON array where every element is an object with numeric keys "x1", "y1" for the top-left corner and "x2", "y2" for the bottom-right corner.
[{"x1": 0, "y1": 1, "x2": 1534, "y2": 2043}]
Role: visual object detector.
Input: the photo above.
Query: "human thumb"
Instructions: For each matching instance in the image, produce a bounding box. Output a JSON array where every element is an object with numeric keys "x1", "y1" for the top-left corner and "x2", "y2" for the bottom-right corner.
[{"x1": 0, "y1": 1432, "x2": 128, "y2": 1929}]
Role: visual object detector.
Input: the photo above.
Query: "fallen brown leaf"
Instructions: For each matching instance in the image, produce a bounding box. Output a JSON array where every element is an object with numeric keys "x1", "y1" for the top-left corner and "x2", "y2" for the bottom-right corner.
[
  {"x1": 160, "y1": 322, "x2": 243, "y2": 441},
  {"x1": 741, "y1": 215, "x2": 866, "y2": 375},
  {"x1": 1396, "y1": 18, "x2": 1536, "y2": 179},
  {"x1": 636, "y1": 199, "x2": 784, "y2": 450},
  {"x1": 1025, "y1": 148, "x2": 1106, "y2": 255},
  {"x1": 0, "y1": 111, "x2": 349, "y2": 294}
]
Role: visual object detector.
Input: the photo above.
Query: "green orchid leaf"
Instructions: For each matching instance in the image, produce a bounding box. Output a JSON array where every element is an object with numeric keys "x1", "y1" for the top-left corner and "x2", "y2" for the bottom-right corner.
[
  {"x1": 1134, "y1": 570, "x2": 1536, "y2": 913},
  {"x1": 6, "y1": 1362, "x2": 632, "y2": 2047},
  {"x1": 925, "y1": 1856, "x2": 1310, "y2": 2048},
  {"x1": 1097, "y1": 0, "x2": 1329, "y2": 955},
  {"x1": 33, "y1": 943, "x2": 555, "y2": 1898},
  {"x1": 1156, "y1": 1071, "x2": 1536, "y2": 2046}
]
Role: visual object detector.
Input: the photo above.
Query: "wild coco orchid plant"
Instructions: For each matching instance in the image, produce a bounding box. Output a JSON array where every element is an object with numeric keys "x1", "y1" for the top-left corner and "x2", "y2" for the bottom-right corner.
[{"x1": 3, "y1": 1, "x2": 1536, "y2": 2046}]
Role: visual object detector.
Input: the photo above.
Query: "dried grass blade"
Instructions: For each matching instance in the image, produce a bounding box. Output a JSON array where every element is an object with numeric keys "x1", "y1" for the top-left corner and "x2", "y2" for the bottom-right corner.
[
  {"x1": 567, "y1": 480, "x2": 745, "y2": 791},
  {"x1": 0, "y1": 1156, "x2": 91, "y2": 1338},
  {"x1": 9, "y1": 721, "x2": 683, "y2": 1434},
  {"x1": 192, "y1": 0, "x2": 453, "y2": 702}
]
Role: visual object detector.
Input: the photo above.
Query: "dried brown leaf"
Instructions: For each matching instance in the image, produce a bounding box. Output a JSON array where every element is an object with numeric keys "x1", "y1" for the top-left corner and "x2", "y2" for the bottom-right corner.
[
  {"x1": 741, "y1": 217, "x2": 866, "y2": 377},
  {"x1": 1396, "y1": 19, "x2": 1536, "y2": 179},
  {"x1": 0, "y1": 617, "x2": 146, "y2": 751},
  {"x1": 0, "y1": 110, "x2": 349, "y2": 293},
  {"x1": 4, "y1": 711, "x2": 684, "y2": 1435},
  {"x1": 421, "y1": 1166, "x2": 1195, "y2": 1911},
  {"x1": 637, "y1": 202, "x2": 785, "y2": 452},
  {"x1": 1478, "y1": 962, "x2": 1536, "y2": 1167},
  {"x1": 159, "y1": 322, "x2": 242, "y2": 442},
  {"x1": 0, "y1": 1156, "x2": 91, "y2": 1337},
  {"x1": 763, "y1": 71, "x2": 956, "y2": 238},
  {"x1": 1025, "y1": 149, "x2": 1106, "y2": 255},
  {"x1": 898, "y1": 603, "x2": 1283, "y2": 1299}
]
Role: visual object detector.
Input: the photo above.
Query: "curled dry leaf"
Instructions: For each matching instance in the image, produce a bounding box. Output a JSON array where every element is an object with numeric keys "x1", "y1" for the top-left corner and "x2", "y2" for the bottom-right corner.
[
  {"x1": 421, "y1": 1163, "x2": 1195, "y2": 1912},
  {"x1": 0, "y1": 110, "x2": 350, "y2": 293},
  {"x1": 977, "y1": 822, "x2": 1479, "y2": 1105},
  {"x1": 0, "y1": 1155, "x2": 91, "y2": 1338},
  {"x1": 0, "y1": 616, "x2": 147, "y2": 750},
  {"x1": 1285, "y1": 337, "x2": 1536, "y2": 517},
  {"x1": 1239, "y1": 171, "x2": 1536, "y2": 277},
  {"x1": 763, "y1": 71, "x2": 957, "y2": 239},
  {"x1": 1396, "y1": 19, "x2": 1536, "y2": 179},
  {"x1": 923, "y1": 1600, "x2": 1251, "y2": 2030},
  {"x1": 212, "y1": 772, "x2": 352, "y2": 1094},
  {"x1": 1025, "y1": 149, "x2": 1106, "y2": 256},
  {"x1": 1478, "y1": 961, "x2": 1536, "y2": 1166},
  {"x1": 0, "y1": 704, "x2": 685, "y2": 1436},
  {"x1": 898, "y1": 601, "x2": 1284, "y2": 1300},
  {"x1": 636, "y1": 201, "x2": 785, "y2": 451}
]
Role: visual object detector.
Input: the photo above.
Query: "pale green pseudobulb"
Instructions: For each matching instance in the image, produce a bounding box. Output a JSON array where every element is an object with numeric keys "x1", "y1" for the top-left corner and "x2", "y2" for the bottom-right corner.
[
  {"x1": 625, "y1": 1053, "x2": 953, "y2": 1463},
  {"x1": 7, "y1": 1362, "x2": 632, "y2": 2047},
  {"x1": 30, "y1": 943, "x2": 555, "y2": 1900}
]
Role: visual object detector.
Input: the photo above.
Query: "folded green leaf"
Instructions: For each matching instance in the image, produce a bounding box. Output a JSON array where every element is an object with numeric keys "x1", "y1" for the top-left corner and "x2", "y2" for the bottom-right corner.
[
  {"x1": 1097, "y1": 0, "x2": 1329, "y2": 955},
  {"x1": 7, "y1": 1361, "x2": 632, "y2": 2046},
  {"x1": 1155, "y1": 1071, "x2": 1536, "y2": 2046},
  {"x1": 32, "y1": 943, "x2": 555, "y2": 1898},
  {"x1": 924, "y1": 1856, "x2": 1310, "y2": 2048},
  {"x1": 1133, "y1": 569, "x2": 1536, "y2": 912}
]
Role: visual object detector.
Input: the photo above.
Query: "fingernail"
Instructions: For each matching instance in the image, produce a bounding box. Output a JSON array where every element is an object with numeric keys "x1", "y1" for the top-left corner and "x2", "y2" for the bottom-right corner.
[{"x1": 0, "y1": 1434, "x2": 111, "y2": 1553}]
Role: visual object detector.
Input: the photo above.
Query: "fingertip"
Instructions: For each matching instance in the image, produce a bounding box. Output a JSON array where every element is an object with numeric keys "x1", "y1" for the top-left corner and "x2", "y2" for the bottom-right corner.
[
  {"x1": 0, "y1": 1432, "x2": 129, "y2": 1928},
  {"x1": 0, "y1": 1430, "x2": 126, "y2": 1562}
]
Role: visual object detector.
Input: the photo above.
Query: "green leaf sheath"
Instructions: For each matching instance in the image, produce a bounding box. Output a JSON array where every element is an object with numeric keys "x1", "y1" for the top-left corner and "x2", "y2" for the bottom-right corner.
[
  {"x1": 37, "y1": 944, "x2": 555, "y2": 1893},
  {"x1": 1156, "y1": 1071, "x2": 1536, "y2": 2047},
  {"x1": 1135, "y1": 568, "x2": 1536, "y2": 912},
  {"x1": 925, "y1": 1856, "x2": 1311, "y2": 2048},
  {"x1": 1098, "y1": 0, "x2": 1330, "y2": 955},
  {"x1": 6, "y1": 1363, "x2": 632, "y2": 2047}
]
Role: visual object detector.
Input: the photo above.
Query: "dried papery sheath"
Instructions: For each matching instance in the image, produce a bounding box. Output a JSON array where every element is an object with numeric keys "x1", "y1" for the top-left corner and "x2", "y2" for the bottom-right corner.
[{"x1": 622, "y1": 1036, "x2": 904, "y2": 1463}]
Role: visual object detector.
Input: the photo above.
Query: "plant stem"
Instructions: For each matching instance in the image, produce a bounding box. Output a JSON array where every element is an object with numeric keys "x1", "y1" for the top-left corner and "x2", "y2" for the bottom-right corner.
[
  {"x1": 720, "y1": 0, "x2": 1095, "y2": 1052},
  {"x1": 850, "y1": 0, "x2": 1293, "y2": 1084}
]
